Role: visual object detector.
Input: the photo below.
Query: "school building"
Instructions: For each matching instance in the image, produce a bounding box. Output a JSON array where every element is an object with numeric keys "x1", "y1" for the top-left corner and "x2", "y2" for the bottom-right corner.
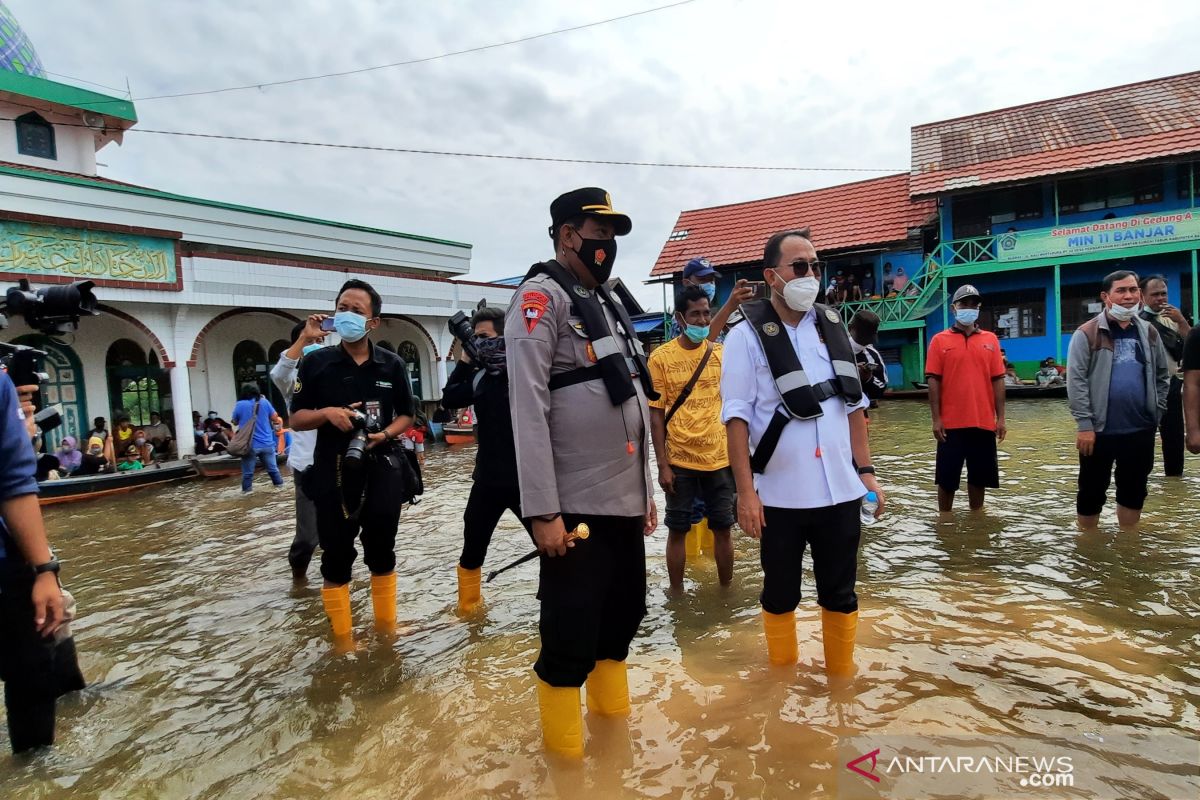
[{"x1": 649, "y1": 71, "x2": 1200, "y2": 387}]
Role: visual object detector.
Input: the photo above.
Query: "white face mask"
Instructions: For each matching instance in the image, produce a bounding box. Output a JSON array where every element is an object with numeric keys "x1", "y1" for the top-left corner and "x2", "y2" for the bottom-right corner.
[
  {"x1": 772, "y1": 271, "x2": 820, "y2": 313},
  {"x1": 1108, "y1": 303, "x2": 1138, "y2": 322},
  {"x1": 850, "y1": 339, "x2": 866, "y2": 354}
]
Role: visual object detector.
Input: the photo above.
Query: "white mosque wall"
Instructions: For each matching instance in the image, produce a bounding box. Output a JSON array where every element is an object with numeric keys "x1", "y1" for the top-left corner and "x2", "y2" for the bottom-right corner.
[{"x1": 0, "y1": 100, "x2": 98, "y2": 176}]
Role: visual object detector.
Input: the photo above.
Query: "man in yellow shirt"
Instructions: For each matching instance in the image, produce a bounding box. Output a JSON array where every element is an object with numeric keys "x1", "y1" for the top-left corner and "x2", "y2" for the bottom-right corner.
[{"x1": 649, "y1": 285, "x2": 735, "y2": 591}]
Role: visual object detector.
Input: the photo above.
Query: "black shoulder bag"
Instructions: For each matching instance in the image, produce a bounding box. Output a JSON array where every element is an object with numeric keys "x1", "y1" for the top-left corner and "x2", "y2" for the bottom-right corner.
[{"x1": 664, "y1": 341, "x2": 715, "y2": 426}]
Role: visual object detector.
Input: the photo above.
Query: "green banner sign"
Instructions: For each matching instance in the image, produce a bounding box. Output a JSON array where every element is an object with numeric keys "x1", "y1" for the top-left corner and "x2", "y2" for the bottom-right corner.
[
  {"x1": 997, "y1": 209, "x2": 1200, "y2": 262},
  {"x1": 0, "y1": 220, "x2": 176, "y2": 283}
]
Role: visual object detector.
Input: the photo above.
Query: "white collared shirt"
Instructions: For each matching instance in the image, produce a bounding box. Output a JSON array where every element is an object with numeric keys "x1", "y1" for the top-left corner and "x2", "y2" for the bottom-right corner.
[
  {"x1": 720, "y1": 309, "x2": 868, "y2": 509},
  {"x1": 270, "y1": 353, "x2": 316, "y2": 471}
]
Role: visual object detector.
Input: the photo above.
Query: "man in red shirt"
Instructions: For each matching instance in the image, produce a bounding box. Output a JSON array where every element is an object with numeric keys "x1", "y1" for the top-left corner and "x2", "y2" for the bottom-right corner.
[{"x1": 926, "y1": 285, "x2": 1007, "y2": 511}]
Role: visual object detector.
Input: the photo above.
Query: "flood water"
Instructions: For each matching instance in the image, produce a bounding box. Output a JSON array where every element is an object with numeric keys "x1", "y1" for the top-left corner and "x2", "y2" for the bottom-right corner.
[{"x1": 2, "y1": 399, "x2": 1198, "y2": 798}]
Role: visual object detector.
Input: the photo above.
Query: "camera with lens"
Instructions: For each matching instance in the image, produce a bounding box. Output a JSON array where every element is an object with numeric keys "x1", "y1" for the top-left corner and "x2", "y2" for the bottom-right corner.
[
  {"x1": 344, "y1": 408, "x2": 382, "y2": 468},
  {"x1": 447, "y1": 310, "x2": 480, "y2": 363},
  {"x1": 2, "y1": 278, "x2": 100, "y2": 434}
]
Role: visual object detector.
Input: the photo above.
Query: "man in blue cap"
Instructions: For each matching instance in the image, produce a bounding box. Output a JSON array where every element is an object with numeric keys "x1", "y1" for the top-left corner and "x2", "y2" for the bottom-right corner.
[{"x1": 675, "y1": 257, "x2": 753, "y2": 343}]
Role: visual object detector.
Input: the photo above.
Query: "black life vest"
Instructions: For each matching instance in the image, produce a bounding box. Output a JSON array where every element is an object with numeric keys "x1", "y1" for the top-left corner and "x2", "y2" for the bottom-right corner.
[
  {"x1": 739, "y1": 299, "x2": 862, "y2": 473},
  {"x1": 741, "y1": 299, "x2": 862, "y2": 418},
  {"x1": 525, "y1": 260, "x2": 659, "y2": 405}
]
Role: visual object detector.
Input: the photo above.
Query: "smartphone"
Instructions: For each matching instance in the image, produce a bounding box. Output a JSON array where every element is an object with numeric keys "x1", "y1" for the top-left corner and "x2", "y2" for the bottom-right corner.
[
  {"x1": 319, "y1": 317, "x2": 336, "y2": 332},
  {"x1": 746, "y1": 281, "x2": 767, "y2": 300}
]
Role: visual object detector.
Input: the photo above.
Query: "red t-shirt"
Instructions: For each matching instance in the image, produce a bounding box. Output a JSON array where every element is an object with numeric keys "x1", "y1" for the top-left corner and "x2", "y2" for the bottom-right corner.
[{"x1": 926, "y1": 327, "x2": 1005, "y2": 431}]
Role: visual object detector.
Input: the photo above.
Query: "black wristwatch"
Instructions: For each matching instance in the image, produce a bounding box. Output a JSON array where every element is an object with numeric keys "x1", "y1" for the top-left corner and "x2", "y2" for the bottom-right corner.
[
  {"x1": 856, "y1": 465, "x2": 876, "y2": 476},
  {"x1": 33, "y1": 559, "x2": 60, "y2": 576},
  {"x1": 535, "y1": 513, "x2": 562, "y2": 523}
]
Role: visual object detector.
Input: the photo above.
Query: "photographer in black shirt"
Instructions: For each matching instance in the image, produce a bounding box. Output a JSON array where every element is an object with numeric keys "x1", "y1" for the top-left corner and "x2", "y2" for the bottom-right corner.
[
  {"x1": 290, "y1": 279, "x2": 415, "y2": 645},
  {"x1": 441, "y1": 307, "x2": 531, "y2": 614}
]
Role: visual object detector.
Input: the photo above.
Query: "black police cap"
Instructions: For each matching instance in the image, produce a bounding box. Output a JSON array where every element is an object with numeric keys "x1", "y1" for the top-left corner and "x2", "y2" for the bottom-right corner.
[{"x1": 548, "y1": 187, "x2": 632, "y2": 238}]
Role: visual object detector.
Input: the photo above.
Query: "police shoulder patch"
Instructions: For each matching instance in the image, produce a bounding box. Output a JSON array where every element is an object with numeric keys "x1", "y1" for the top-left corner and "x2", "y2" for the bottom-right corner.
[
  {"x1": 522, "y1": 290, "x2": 551, "y2": 333},
  {"x1": 292, "y1": 380, "x2": 302, "y2": 394},
  {"x1": 573, "y1": 285, "x2": 590, "y2": 298},
  {"x1": 824, "y1": 308, "x2": 841, "y2": 323},
  {"x1": 763, "y1": 322, "x2": 780, "y2": 336}
]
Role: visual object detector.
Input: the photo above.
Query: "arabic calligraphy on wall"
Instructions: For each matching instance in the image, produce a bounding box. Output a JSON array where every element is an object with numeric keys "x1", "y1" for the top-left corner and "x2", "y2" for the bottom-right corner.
[{"x1": 0, "y1": 220, "x2": 176, "y2": 283}]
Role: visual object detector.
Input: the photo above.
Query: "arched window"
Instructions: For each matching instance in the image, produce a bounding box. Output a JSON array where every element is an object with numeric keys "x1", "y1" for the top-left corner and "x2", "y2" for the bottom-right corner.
[
  {"x1": 398, "y1": 341, "x2": 422, "y2": 400},
  {"x1": 16, "y1": 112, "x2": 55, "y2": 160},
  {"x1": 106, "y1": 339, "x2": 162, "y2": 426},
  {"x1": 232, "y1": 340, "x2": 268, "y2": 402}
]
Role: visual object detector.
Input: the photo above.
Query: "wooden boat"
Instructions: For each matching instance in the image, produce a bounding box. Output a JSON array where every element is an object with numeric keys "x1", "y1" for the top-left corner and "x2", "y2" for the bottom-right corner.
[
  {"x1": 444, "y1": 408, "x2": 475, "y2": 445},
  {"x1": 1006, "y1": 384, "x2": 1067, "y2": 399},
  {"x1": 907, "y1": 380, "x2": 1066, "y2": 399},
  {"x1": 38, "y1": 460, "x2": 197, "y2": 506},
  {"x1": 189, "y1": 453, "x2": 244, "y2": 478}
]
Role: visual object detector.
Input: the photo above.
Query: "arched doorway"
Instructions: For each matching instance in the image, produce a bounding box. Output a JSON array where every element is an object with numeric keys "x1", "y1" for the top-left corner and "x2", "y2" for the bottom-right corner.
[
  {"x1": 398, "y1": 341, "x2": 422, "y2": 399},
  {"x1": 232, "y1": 340, "x2": 268, "y2": 405},
  {"x1": 14, "y1": 335, "x2": 86, "y2": 451},
  {"x1": 267, "y1": 339, "x2": 289, "y2": 418},
  {"x1": 106, "y1": 339, "x2": 167, "y2": 427}
]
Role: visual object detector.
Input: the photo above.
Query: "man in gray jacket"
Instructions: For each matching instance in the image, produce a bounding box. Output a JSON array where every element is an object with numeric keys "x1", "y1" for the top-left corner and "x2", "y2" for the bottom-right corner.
[{"x1": 1067, "y1": 270, "x2": 1170, "y2": 530}]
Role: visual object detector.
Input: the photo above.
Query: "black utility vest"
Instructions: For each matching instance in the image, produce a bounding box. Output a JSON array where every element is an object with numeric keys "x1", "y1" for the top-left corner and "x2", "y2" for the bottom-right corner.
[
  {"x1": 526, "y1": 260, "x2": 659, "y2": 405},
  {"x1": 740, "y1": 299, "x2": 863, "y2": 473}
]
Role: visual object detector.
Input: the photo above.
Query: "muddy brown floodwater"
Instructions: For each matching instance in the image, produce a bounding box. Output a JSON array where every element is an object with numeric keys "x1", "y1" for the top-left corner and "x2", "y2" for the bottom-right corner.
[{"x1": 2, "y1": 399, "x2": 1198, "y2": 798}]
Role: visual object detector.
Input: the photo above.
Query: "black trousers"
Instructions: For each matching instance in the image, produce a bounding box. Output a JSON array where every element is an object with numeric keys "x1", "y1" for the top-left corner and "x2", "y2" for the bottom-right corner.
[
  {"x1": 534, "y1": 513, "x2": 647, "y2": 687},
  {"x1": 0, "y1": 563, "x2": 85, "y2": 753},
  {"x1": 458, "y1": 481, "x2": 532, "y2": 570},
  {"x1": 1160, "y1": 377, "x2": 1184, "y2": 477},
  {"x1": 309, "y1": 455, "x2": 404, "y2": 586},
  {"x1": 288, "y1": 468, "x2": 321, "y2": 574},
  {"x1": 760, "y1": 501, "x2": 861, "y2": 615},
  {"x1": 1076, "y1": 429, "x2": 1156, "y2": 515}
]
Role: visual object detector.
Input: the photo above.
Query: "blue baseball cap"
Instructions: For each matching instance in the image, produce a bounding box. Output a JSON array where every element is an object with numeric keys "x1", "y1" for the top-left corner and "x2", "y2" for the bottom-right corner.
[{"x1": 683, "y1": 257, "x2": 717, "y2": 280}]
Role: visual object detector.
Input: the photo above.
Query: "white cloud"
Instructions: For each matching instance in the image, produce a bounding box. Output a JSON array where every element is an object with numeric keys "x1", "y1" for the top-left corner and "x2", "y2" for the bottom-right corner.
[{"x1": 14, "y1": 0, "x2": 1200, "y2": 308}]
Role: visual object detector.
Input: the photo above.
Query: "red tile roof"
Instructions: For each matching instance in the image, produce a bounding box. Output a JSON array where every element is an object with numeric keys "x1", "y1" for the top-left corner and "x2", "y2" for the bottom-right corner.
[
  {"x1": 910, "y1": 71, "x2": 1200, "y2": 197},
  {"x1": 649, "y1": 173, "x2": 935, "y2": 278}
]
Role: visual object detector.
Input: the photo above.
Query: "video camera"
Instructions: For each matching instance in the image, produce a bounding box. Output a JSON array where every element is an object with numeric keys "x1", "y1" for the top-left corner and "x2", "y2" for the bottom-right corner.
[
  {"x1": 1, "y1": 279, "x2": 100, "y2": 433},
  {"x1": 447, "y1": 299, "x2": 490, "y2": 363}
]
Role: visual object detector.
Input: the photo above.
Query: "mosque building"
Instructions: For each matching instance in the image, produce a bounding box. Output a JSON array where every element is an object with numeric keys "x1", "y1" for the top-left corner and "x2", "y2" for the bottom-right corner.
[{"x1": 0, "y1": 6, "x2": 513, "y2": 453}]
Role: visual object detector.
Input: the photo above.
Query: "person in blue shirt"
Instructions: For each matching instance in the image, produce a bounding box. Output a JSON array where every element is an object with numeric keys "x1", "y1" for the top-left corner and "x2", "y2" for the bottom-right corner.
[
  {"x1": 0, "y1": 370, "x2": 68, "y2": 752},
  {"x1": 230, "y1": 384, "x2": 285, "y2": 492}
]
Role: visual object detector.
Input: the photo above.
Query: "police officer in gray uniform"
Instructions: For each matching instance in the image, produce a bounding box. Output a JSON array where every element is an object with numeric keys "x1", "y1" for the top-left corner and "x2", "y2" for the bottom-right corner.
[{"x1": 505, "y1": 187, "x2": 659, "y2": 758}]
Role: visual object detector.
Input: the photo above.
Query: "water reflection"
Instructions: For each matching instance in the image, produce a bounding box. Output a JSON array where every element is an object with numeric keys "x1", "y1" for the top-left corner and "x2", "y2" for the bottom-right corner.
[{"x1": 2, "y1": 399, "x2": 1197, "y2": 798}]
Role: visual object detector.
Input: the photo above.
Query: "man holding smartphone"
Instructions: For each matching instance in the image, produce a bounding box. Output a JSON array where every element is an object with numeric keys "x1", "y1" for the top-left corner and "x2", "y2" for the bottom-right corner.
[
  {"x1": 290, "y1": 279, "x2": 415, "y2": 647},
  {"x1": 1139, "y1": 275, "x2": 1191, "y2": 476}
]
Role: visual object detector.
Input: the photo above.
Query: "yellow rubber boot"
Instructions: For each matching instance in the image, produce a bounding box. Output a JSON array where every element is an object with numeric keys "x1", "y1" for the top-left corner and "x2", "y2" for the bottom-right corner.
[
  {"x1": 821, "y1": 609, "x2": 859, "y2": 677},
  {"x1": 321, "y1": 584, "x2": 353, "y2": 641},
  {"x1": 699, "y1": 517, "x2": 714, "y2": 553},
  {"x1": 586, "y1": 659, "x2": 630, "y2": 717},
  {"x1": 536, "y1": 679, "x2": 584, "y2": 758},
  {"x1": 456, "y1": 565, "x2": 482, "y2": 615},
  {"x1": 762, "y1": 609, "x2": 798, "y2": 665},
  {"x1": 685, "y1": 523, "x2": 702, "y2": 557},
  {"x1": 370, "y1": 572, "x2": 397, "y2": 632}
]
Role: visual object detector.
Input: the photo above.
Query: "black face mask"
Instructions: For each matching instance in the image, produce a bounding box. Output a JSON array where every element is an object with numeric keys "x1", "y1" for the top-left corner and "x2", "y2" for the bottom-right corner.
[{"x1": 571, "y1": 231, "x2": 617, "y2": 284}]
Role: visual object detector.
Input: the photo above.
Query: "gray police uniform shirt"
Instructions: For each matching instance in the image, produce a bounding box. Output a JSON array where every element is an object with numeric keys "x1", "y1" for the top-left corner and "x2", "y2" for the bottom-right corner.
[{"x1": 505, "y1": 271, "x2": 652, "y2": 520}]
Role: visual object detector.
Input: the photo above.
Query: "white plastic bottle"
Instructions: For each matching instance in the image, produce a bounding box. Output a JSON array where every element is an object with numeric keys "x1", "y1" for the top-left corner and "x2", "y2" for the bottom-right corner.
[{"x1": 860, "y1": 491, "x2": 879, "y2": 526}]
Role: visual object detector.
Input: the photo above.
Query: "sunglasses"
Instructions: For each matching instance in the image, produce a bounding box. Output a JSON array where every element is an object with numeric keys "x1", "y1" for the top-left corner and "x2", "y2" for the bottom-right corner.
[{"x1": 786, "y1": 259, "x2": 825, "y2": 277}]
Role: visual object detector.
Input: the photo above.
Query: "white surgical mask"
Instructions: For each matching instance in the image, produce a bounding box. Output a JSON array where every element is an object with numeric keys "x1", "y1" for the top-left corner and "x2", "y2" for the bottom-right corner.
[
  {"x1": 1108, "y1": 303, "x2": 1138, "y2": 322},
  {"x1": 954, "y1": 308, "x2": 980, "y2": 326},
  {"x1": 773, "y1": 271, "x2": 820, "y2": 313},
  {"x1": 850, "y1": 339, "x2": 866, "y2": 354}
]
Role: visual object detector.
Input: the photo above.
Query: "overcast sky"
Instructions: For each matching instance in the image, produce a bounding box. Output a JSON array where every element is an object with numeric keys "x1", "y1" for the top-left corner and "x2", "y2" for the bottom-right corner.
[{"x1": 15, "y1": 0, "x2": 1200, "y2": 309}]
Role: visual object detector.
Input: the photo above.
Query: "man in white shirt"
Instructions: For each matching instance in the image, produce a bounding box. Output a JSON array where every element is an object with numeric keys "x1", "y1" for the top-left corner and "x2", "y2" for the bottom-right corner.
[
  {"x1": 722, "y1": 228, "x2": 885, "y2": 678},
  {"x1": 270, "y1": 317, "x2": 326, "y2": 581}
]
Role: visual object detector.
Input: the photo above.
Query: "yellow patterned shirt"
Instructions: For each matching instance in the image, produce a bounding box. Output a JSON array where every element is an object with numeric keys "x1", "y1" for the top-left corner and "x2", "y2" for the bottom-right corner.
[{"x1": 648, "y1": 338, "x2": 728, "y2": 471}]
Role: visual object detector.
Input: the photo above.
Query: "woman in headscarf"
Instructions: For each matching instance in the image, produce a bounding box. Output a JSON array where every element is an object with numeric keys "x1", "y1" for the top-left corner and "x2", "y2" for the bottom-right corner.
[{"x1": 56, "y1": 436, "x2": 83, "y2": 475}]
